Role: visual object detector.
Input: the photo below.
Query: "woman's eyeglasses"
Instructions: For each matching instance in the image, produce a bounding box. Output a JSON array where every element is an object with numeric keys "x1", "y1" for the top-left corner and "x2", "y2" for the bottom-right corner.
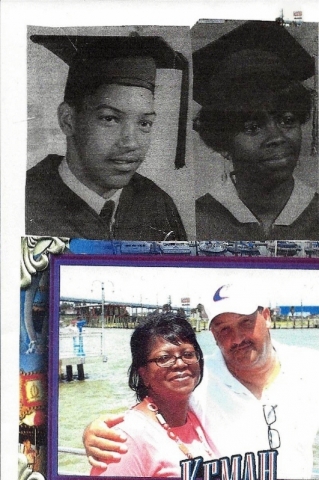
[
  {"x1": 147, "y1": 351, "x2": 201, "y2": 368},
  {"x1": 263, "y1": 405, "x2": 281, "y2": 450}
]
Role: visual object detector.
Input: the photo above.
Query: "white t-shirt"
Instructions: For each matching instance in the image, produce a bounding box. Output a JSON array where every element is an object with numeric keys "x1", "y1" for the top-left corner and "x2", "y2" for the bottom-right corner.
[{"x1": 190, "y1": 341, "x2": 319, "y2": 479}]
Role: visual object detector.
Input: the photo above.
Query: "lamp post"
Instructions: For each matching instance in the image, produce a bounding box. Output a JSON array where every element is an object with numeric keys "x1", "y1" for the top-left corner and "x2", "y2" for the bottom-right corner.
[
  {"x1": 140, "y1": 294, "x2": 143, "y2": 318},
  {"x1": 105, "y1": 280, "x2": 115, "y2": 327},
  {"x1": 91, "y1": 280, "x2": 105, "y2": 326},
  {"x1": 91, "y1": 280, "x2": 107, "y2": 362},
  {"x1": 101, "y1": 282, "x2": 105, "y2": 328}
]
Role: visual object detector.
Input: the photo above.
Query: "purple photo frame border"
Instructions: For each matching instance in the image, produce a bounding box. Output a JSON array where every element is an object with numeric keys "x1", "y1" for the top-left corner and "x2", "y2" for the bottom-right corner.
[{"x1": 48, "y1": 253, "x2": 319, "y2": 480}]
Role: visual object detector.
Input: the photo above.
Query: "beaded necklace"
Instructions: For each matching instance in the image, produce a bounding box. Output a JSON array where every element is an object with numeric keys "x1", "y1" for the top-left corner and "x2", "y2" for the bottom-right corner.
[{"x1": 145, "y1": 396, "x2": 214, "y2": 460}]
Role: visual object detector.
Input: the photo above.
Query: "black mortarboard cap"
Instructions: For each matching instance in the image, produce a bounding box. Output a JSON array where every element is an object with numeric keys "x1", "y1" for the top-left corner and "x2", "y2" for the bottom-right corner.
[
  {"x1": 30, "y1": 34, "x2": 189, "y2": 168},
  {"x1": 193, "y1": 21, "x2": 315, "y2": 106}
]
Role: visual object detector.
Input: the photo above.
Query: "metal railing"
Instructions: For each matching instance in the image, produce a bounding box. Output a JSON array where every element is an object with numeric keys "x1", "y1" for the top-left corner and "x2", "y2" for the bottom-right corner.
[
  {"x1": 59, "y1": 331, "x2": 103, "y2": 358},
  {"x1": 58, "y1": 446, "x2": 87, "y2": 476},
  {"x1": 58, "y1": 446, "x2": 86, "y2": 456}
]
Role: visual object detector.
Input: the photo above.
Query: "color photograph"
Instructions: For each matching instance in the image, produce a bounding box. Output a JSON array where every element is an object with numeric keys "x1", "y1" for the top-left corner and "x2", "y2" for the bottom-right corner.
[{"x1": 20, "y1": 243, "x2": 319, "y2": 479}]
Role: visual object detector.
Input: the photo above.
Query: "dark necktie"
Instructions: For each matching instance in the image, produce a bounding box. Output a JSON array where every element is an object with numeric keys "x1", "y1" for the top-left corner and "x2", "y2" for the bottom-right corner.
[{"x1": 99, "y1": 200, "x2": 115, "y2": 226}]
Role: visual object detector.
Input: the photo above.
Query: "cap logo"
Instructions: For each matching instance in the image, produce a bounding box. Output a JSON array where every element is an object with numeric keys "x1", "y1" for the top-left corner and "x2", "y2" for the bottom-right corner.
[{"x1": 213, "y1": 285, "x2": 228, "y2": 302}]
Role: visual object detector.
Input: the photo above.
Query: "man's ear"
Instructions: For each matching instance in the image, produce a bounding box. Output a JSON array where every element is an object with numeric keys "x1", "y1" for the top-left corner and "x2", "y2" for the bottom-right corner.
[
  {"x1": 263, "y1": 308, "x2": 272, "y2": 328},
  {"x1": 57, "y1": 102, "x2": 76, "y2": 136}
]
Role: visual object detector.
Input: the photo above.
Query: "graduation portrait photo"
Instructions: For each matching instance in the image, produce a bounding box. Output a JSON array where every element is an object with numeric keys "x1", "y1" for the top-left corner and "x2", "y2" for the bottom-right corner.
[
  {"x1": 192, "y1": 20, "x2": 318, "y2": 241},
  {"x1": 26, "y1": 25, "x2": 195, "y2": 241}
]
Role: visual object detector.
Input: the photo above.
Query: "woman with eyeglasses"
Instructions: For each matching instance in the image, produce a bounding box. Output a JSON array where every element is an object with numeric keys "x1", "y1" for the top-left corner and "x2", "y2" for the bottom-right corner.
[{"x1": 90, "y1": 312, "x2": 218, "y2": 477}]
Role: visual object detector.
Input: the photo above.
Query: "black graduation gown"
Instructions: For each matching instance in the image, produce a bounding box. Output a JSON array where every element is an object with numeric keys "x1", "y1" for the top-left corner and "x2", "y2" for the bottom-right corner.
[{"x1": 26, "y1": 155, "x2": 187, "y2": 241}]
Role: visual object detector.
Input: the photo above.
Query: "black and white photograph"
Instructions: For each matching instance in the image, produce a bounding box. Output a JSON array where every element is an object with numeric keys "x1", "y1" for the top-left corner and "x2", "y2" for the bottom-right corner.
[
  {"x1": 192, "y1": 19, "x2": 319, "y2": 240},
  {"x1": 26, "y1": 25, "x2": 195, "y2": 241}
]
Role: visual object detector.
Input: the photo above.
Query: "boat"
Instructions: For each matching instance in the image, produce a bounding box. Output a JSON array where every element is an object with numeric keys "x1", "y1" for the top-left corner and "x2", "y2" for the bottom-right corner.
[
  {"x1": 305, "y1": 241, "x2": 319, "y2": 257},
  {"x1": 120, "y1": 241, "x2": 152, "y2": 254},
  {"x1": 158, "y1": 241, "x2": 192, "y2": 255},
  {"x1": 227, "y1": 241, "x2": 260, "y2": 256},
  {"x1": 199, "y1": 241, "x2": 227, "y2": 255},
  {"x1": 267, "y1": 241, "x2": 300, "y2": 257}
]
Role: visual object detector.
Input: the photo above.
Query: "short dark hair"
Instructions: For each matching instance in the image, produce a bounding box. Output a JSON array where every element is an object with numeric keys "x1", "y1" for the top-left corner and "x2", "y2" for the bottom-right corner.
[
  {"x1": 195, "y1": 79, "x2": 313, "y2": 154},
  {"x1": 66, "y1": 81, "x2": 155, "y2": 113},
  {"x1": 65, "y1": 82, "x2": 116, "y2": 112},
  {"x1": 65, "y1": 83, "x2": 101, "y2": 112},
  {"x1": 128, "y1": 312, "x2": 204, "y2": 401}
]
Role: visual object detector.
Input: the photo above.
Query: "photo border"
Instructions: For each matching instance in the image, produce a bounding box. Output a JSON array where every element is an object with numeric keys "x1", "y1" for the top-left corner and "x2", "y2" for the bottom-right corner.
[{"x1": 43, "y1": 249, "x2": 319, "y2": 480}]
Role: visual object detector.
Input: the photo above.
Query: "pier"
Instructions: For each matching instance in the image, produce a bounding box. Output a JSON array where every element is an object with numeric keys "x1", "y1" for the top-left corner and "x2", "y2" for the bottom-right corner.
[
  {"x1": 59, "y1": 321, "x2": 106, "y2": 381},
  {"x1": 271, "y1": 317, "x2": 319, "y2": 329}
]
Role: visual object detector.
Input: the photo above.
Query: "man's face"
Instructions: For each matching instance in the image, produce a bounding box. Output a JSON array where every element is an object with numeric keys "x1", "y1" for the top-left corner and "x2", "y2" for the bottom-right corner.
[
  {"x1": 70, "y1": 84, "x2": 155, "y2": 195},
  {"x1": 228, "y1": 112, "x2": 302, "y2": 187},
  {"x1": 210, "y1": 308, "x2": 272, "y2": 371}
]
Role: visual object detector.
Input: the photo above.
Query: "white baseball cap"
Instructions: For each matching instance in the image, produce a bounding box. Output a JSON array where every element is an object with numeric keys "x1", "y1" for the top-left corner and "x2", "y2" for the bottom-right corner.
[{"x1": 207, "y1": 283, "x2": 267, "y2": 328}]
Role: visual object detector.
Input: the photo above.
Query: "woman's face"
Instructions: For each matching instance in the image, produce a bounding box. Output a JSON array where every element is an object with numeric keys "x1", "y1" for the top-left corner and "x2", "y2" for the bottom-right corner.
[
  {"x1": 228, "y1": 111, "x2": 302, "y2": 187},
  {"x1": 138, "y1": 336, "x2": 201, "y2": 402}
]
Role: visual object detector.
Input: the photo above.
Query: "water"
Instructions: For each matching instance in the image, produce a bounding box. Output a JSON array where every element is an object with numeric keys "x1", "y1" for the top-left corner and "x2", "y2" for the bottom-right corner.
[{"x1": 58, "y1": 328, "x2": 319, "y2": 475}]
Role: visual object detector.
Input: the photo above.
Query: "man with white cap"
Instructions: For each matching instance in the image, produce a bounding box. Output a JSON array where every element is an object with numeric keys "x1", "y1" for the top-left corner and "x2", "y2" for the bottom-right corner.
[
  {"x1": 190, "y1": 283, "x2": 319, "y2": 479},
  {"x1": 83, "y1": 283, "x2": 319, "y2": 479}
]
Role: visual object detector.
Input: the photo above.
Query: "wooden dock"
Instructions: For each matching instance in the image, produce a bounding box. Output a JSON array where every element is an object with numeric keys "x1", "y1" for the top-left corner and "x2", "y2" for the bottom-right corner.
[{"x1": 271, "y1": 317, "x2": 319, "y2": 329}]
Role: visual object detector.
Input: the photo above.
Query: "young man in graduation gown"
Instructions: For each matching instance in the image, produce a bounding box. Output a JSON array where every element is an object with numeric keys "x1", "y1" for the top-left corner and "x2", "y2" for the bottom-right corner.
[
  {"x1": 193, "y1": 21, "x2": 319, "y2": 241},
  {"x1": 26, "y1": 35, "x2": 187, "y2": 241}
]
